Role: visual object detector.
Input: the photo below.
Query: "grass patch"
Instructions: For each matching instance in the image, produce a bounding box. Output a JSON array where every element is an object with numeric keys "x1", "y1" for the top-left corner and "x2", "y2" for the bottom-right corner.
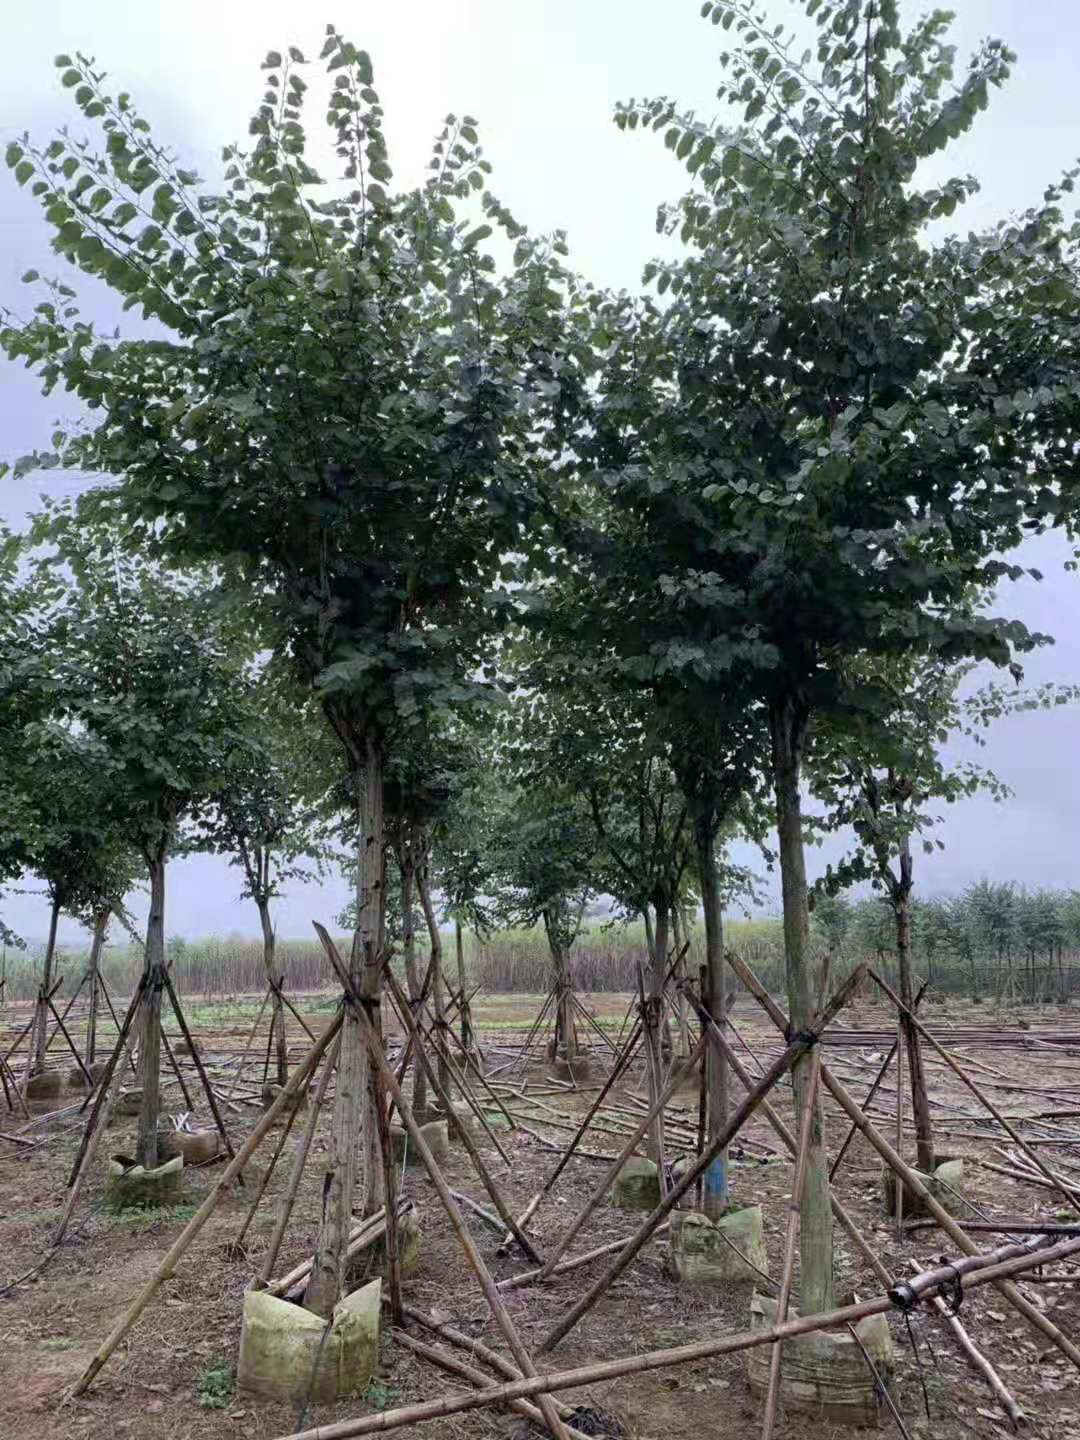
[
  {"x1": 39, "y1": 1336, "x2": 78, "y2": 1352},
  {"x1": 197, "y1": 1361, "x2": 235, "y2": 1409},
  {"x1": 108, "y1": 1202, "x2": 200, "y2": 1231}
]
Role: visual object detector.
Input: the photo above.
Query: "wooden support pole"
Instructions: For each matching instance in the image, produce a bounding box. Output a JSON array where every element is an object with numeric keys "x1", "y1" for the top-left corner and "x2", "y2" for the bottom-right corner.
[
  {"x1": 382, "y1": 969, "x2": 540, "y2": 1264},
  {"x1": 70, "y1": 1008, "x2": 343, "y2": 1396},
  {"x1": 274, "y1": 1235, "x2": 1080, "y2": 1440},
  {"x1": 537, "y1": 965, "x2": 866, "y2": 1354},
  {"x1": 256, "y1": 1028, "x2": 343, "y2": 1289},
  {"x1": 312, "y1": 924, "x2": 569, "y2": 1440},
  {"x1": 535, "y1": 1034, "x2": 707, "y2": 1282},
  {"x1": 226, "y1": 990, "x2": 270, "y2": 1100},
  {"x1": 163, "y1": 972, "x2": 239, "y2": 1175},
  {"x1": 870, "y1": 969, "x2": 1080, "y2": 1213},
  {"x1": 761, "y1": 1049, "x2": 821, "y2": 1440},
  {"x1": 727, "y1": 952, "x2": 1080, "y2": 1375},
  {"x1": 910, "y1": 1258, "x2": 1026, "y2": 1431}
]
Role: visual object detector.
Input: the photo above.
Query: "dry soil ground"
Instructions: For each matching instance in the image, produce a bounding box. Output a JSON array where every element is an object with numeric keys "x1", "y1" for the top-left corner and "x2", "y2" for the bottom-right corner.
[{"x1": 2, "y1": 990, "x2": 1080, "y2": 1440}]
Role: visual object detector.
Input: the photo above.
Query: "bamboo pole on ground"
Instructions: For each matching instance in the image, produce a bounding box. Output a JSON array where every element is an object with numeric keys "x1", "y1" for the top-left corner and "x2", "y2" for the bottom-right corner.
[
  {"x1": 312, "y1": 924, "x2": 569, "y2": 1440},
  {"x1": 392, "y1": 1330, "x2": 597, "y2": 1440},
  {"x1": 274, "y1": 1234, "x2": 1080, "y2": 1440},
  {"x1": 535, "y1": 1034, "x2": 707, "y2": 1281},
  {"x1": 728, "y1": 952, "x2": 1080, "y2": 1374},
  {"x1": 537, "y1": 965, "x2": 867, "y2": 1354},
  {"x1": 71, "y1": 1008, "x2": 343, "y2": 1396},
  {"x1": 498, "y1": 1227, "x2": 670, "y2": 1291},
  {"x1": 761, "y1": 1049, "x2": 821, "y2": 1440}
]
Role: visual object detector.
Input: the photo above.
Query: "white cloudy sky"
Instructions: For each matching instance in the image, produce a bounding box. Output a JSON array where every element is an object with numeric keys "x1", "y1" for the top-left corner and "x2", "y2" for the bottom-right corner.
[{"x1": 2, "y1": 1, "x2": 1078, "y2": 946}]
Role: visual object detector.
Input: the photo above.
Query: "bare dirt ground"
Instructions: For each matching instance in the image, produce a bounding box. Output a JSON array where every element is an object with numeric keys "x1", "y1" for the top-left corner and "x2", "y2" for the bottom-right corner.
[{"x1": 2, "y1": 990, "x2": 1080, "y2": 1440}]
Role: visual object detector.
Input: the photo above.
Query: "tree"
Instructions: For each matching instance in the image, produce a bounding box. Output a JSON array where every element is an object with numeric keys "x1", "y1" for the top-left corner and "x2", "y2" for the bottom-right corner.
[
  {"x1": 488, "y1": 773, "x2": 600, "y2": 1068},
  {"x1": 1, "y1": 34, "x2": 567, "y2": 1316},
  {"x1": 590, "y1": 0, "x2": 1080, "y2": 1312},
  {"x1": 194, "y1": 672, "x2": 336, "y2": 1086},
  {"x1": 41, "y1": 533, "x2": 249, "y2": 1170}
]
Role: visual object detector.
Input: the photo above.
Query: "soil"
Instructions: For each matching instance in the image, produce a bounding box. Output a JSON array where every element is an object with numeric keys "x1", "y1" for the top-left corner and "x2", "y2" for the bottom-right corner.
[{"x1": 2, "y1": 991, "x2": 1080, "y2": 1440}]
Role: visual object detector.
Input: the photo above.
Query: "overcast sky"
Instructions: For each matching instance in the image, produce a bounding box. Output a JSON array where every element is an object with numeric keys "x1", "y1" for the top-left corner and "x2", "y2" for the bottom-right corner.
[{"x1": 2, "y1": 1, "x2": 1078, "y2": 948}]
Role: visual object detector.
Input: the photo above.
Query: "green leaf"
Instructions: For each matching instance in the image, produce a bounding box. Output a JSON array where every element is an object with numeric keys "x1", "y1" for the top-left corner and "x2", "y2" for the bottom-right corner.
[
  {"x1": 463, "y1": 223, "x2": 493, "y2": 249},
  {"x1": 60, "y1": 68, "x2": 82, "y2": 87},
  {"x1": 21, "y1": 269, "x2": 39, "y2": 283},
  {"x1": 14, "y1": 160, "x2": 34, "y2": 187},
  {"x1": 262, "y1": 50, "x2": 282, "y2": 69}
]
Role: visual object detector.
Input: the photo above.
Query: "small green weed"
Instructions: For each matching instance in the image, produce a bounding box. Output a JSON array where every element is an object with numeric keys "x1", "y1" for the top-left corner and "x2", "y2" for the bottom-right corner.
[
  {"x1": 197, "y1": 1361, "x2": 235, "y2": 1409},
  {"x1": 39, "y1": 1336, "x2": 78, "y2": 1352},
  {"x1": 110, "y1": 1202, "x2": 200, "y2": 1231},
  {"x1": 364, "y1": 1377, "x2": 399, "y2": 1411}
]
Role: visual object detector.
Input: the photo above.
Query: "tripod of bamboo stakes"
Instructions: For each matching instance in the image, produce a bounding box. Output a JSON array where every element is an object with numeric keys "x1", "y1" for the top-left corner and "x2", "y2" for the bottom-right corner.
[{"x1": 60, "y1": 926, "x2": 1080, "y2": 1440}]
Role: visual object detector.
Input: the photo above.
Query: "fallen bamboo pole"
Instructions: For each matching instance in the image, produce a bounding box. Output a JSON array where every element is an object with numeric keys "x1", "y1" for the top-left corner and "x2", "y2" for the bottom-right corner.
[
  {"x1": 910, "y1": 1258, "x2": 1026, "y2": 1431},
  {"x1": 728, "y1": 953, "x2": 1080, "y2": 1375},
  {"x1": 71, "y1": 1008, "x2": 344, "y2": 1396},
  {"x1": 537, "y1": 965, "x2": 867, "y2": 1354},
  {"x1": 498, "y1": 1229, "x2": 668, "y2": 1291},
  {"x1": 392, "y1": 1330, "x2": 596, "y2": 1440},
  {"x1": 274, "y1": 1234, "x2": 1080, "y2": 1440}
]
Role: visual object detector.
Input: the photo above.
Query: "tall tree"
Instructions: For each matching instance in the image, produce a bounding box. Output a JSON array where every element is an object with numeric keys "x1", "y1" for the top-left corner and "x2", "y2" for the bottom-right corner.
[{"x1": 1, "y1": 33, "x2": 567, "y2": 1314}]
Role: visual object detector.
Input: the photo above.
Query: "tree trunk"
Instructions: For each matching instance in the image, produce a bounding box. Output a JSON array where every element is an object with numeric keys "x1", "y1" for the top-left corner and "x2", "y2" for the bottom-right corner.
[
  {"x1": 455, "y1": 919, "x2": 473, "y2": 1058},
  {"x1": 544, "y1": 915, "x2": 579, "y2": 1065},
  {"x1": 417, "y1": 843, "x2": 451, "y2": 1095},
  {"x1": 698, "y1": 821, "x2": 729, "y2": 1219},
  {"x1": 651, "y1": 896, "x2": 674, "y2": 1059},
  {"x1": 304, "y1": 739, "x2": 385, "y2": 1318},
  {"x1": 399, "y1": 837, "x2": 427, "y2": 1120},
  {"x1": 32, "y1": 893, "x2": 62, "y2": 1077},
  {"x1": 257, "y1": 895, "x2": 288, "y2": 1089},
  {"x1": 770, "y1": 694, "x2": 834, "y2": 1315},
  {"x1": 671, "y1": 907, "x2": 690, "y2": 1059},
  {"x1": 895, "y1": 835, "x2": 934, "y2": 1173},
  {"x1": 84, "y1": 907, "x2": 110, "y2": 1066},
  {"x1": 136, "y1": 852, "x2": 167, "y2": 1170}
]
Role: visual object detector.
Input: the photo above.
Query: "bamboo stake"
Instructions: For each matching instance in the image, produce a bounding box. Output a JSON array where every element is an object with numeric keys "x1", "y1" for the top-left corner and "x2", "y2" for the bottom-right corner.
[
  {"x1": 538, "y1": 965, "x2": 867, "y2": 1353},
  {"x1": 910, "y1": 1258, "x2": 1026, "y2": 1430},
  {"x1": 226, "y1": 990, "x2": 270, "y2": 1099},
  {"x1": 71, "y1": 1008, "x2": 343, "y2": 1396},
  {"x1": 870, "y1": 969, "x2": 1080, "y2": 1212},
  {"x1": 680, "y1": 985, "x2": 894, "y2": 1290},
  {"x1": 383, "y1": 969, "x2": 540, "y2": 1263},
  {"x1": 728, "y1": 952, "x2": 1080, "y2": 1375},
  {"x1": 233, "y1": 1095, "x2": 304, "y2": 1251},
  {"x1": 163, "y1": 972, "x2": 239, "y2": 1174},
  {"x1": 274, "y1": 1236, "x2": 1080, "y2": 1440},
  {"x1": 256, "y1": 1028, "x2": 343, "y2": 1288},
  {"x1": 535, "y1": 1034, "x2": 707, "y2": 1281},
  {"x1": 761, "y1": 1049, "x2": 821, "y2": 1440},
  {"x1": 498, "y1": 1228, "x2": 670, "y2": 1291},
  {"x1": 312, "y1": 924, "x2": 568, "y2": 1440}
]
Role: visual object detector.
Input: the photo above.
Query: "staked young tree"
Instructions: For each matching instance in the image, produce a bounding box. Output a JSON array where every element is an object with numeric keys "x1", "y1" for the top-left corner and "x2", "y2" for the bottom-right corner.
[
  {"x1": 1, "y1": 32, "x2": 570, "y2": 1316},
  {"x1": 39, "y1": 533, "x2": 251, "y2": 1170},
  {"x1": 193, "y1": 672, "x2": 337, "y2": 1087},
  {"x1": 584, "y1": 0, "x2": 1080, "y2": 1312}
]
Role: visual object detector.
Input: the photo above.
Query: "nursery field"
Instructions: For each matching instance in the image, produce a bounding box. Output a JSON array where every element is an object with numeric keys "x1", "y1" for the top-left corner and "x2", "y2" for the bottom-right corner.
[{"x1": 3, "y1": 990, "x2": 1080, "y2": 1440}]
